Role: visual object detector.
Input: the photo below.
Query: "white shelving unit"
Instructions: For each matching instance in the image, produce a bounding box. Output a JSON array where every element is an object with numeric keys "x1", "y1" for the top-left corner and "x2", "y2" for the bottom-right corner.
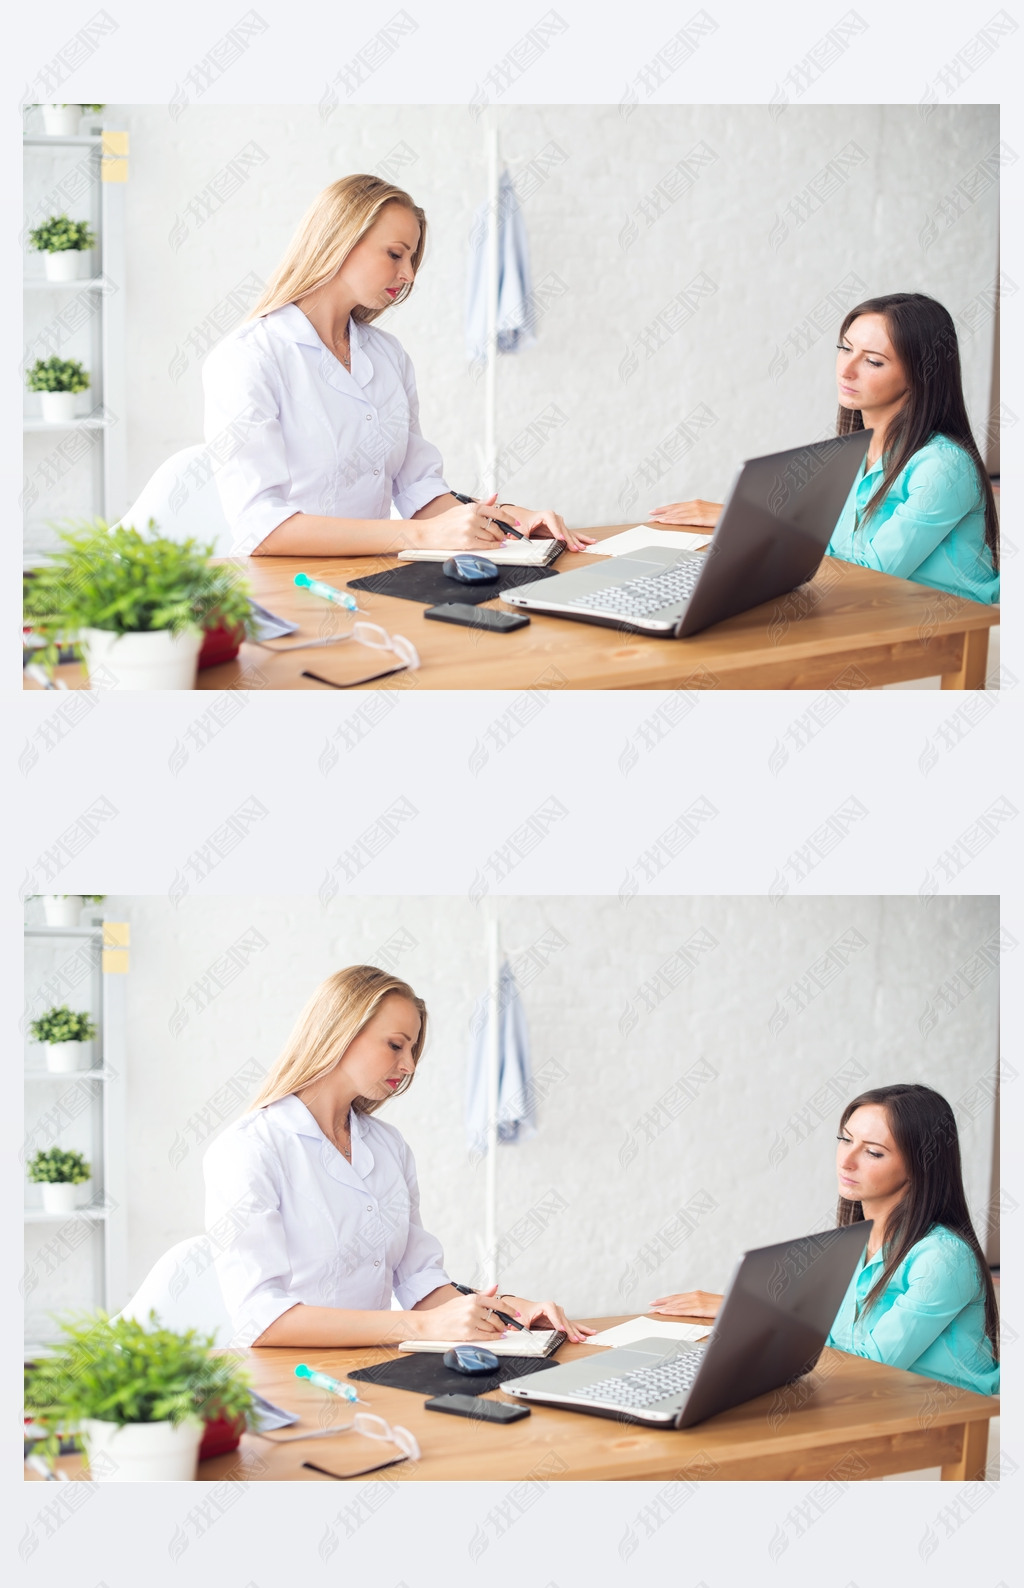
[
  {"x1": 24, "y1": 919, "x2": 127, "y2": 1358},
  {"x1": 23, "y1": 121, "x2": 127, "y2": 565}
]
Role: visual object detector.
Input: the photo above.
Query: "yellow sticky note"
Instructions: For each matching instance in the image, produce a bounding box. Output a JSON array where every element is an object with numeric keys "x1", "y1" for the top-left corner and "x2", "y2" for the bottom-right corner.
[
  {"x1": 101, "y1": 130, "x2": 129, "y2": 156},
  {"x1": 103, "y1": 922, "x2": 130, "y2": 948},
  {"x1": 102, "y1": 949, "x2": 130, "y2": 974}
]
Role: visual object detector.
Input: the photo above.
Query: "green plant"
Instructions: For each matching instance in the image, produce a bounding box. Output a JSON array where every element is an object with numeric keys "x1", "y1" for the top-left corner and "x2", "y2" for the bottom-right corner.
[
  {"x1": 29, "y1": 1005, "x2": 97, "y2": 1044},
  {"x1": 23, "y1": 519, "x2": 257, "y2": 669},
  {"x1": 25, "y1": 1313, "x2": 254, "y2": 1459},
  {"x1": 28, "y1": 214, "x2": 96, "y2": 253},
  {"x1": 26, "y1": 357, "x2": 90, "y2": 394},
  {"x1": 27, "y1": 1147, "x2": 91, "y2": 1184},
  {"x1": 81, "y1": 105, "x2": 105, "y2": 113}
]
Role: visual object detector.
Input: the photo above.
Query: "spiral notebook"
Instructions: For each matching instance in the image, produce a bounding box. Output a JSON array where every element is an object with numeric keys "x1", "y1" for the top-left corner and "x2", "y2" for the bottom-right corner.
[
  {"x1": 398, "y1": 1328, "x2": 565, "y2": 1357},
  {"x1": 397, "y1": 540, "x2": 562, "y2": 567}
]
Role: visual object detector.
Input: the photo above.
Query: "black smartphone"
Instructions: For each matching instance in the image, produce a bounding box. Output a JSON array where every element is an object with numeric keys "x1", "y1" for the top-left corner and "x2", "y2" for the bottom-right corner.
[
  {"x1": 423, "y1": 603, "x2": 530, "y2": 633},
  {"x1": 423, "y1": 1394, "x2": 531, "y2": 1423}
]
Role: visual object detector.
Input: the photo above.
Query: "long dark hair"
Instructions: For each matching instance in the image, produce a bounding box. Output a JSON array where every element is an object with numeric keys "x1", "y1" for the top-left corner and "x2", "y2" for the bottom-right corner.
[
  {"x1": 836, "y1": 293, "x2": 999, "y2": 573},
  {"x1": 837, "y1": 1084, "x2": 998, "y2": 1362}
]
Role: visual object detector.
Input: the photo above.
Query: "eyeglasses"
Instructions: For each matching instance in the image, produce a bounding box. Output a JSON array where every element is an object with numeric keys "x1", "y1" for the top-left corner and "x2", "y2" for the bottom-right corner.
[
  {"x1": 256, "y1": 619, "x2": 419, "y2": 670},
  {"x1": 256, "y1": 1410, "x2": 420, "y2": 1460}
]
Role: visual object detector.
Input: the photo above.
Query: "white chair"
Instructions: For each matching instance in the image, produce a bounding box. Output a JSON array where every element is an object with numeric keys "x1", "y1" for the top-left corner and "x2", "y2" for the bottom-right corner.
[
  {"x1": 115, "y1": 444, "x2": 236, "y2": 556},
  {"x1": 115, "y1": 1234, "x2": 234, "y2": 1343}
]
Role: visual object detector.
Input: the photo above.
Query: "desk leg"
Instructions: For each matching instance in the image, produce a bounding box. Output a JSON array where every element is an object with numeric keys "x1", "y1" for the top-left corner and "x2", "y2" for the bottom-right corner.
[
  {"x1": 941, "y1": 629, "x2": 989, "y2": 690},
  {"x1": 940, "y1": 1420, "x2": 990, "y2": 1480}
]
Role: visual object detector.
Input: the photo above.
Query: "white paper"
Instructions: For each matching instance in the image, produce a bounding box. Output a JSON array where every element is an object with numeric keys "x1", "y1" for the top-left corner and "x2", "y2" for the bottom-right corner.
[
  {"x1": 397, "y1": 1328, "x2": 562, "y2": 1356},
  {"x1": 586, "y1": 1317, "x2": 712, "y2": 1347},
  {"x1": 581, "y1": 525, "x2": 712, "y2": 557}
]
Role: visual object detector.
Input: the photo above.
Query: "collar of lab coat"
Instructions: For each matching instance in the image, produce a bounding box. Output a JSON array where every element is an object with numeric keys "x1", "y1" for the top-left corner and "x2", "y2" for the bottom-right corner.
[
  {"x1": 267, "y1": 303, "x2": 373, "y2": 391},
  {"x1": 266, "y1": 1092, "x2": 374, "y2": 1182}
]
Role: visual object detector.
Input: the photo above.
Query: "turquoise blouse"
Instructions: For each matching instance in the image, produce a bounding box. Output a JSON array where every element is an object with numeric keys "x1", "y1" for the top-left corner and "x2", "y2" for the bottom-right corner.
[
  {"x1": 826, "y1": 1224, "x2": 999, "y2": 1397},
  {"x1": 826, "y1": 434, "x2": 999, "y2": 605}
]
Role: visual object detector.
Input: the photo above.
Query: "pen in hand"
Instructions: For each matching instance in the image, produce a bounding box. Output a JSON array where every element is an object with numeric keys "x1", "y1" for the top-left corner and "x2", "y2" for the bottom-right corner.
[
  {"x1": 450, "y1": 1281, "x2": 525, "y2": 1330},
  {"x1": 450, "y1": 492, "x2": 524, "y2": 540}
]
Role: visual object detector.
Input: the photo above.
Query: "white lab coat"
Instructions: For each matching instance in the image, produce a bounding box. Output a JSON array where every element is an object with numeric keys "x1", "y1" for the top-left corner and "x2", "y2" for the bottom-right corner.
[
  {"x1": 201, "y1": 303, "x2": 450, "y2": 551},
  {"x1": 203, "y1": 1094, "x2": 450, "y2": 1347}
]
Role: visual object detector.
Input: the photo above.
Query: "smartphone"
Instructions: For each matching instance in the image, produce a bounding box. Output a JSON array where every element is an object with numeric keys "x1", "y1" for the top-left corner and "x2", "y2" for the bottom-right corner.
[
  {"x1": 423, "y1": 603, "x2": 530, "y2": 633},
  {"x1": 423, "y1": 1394, "x2": 531, "y2": 1423}
]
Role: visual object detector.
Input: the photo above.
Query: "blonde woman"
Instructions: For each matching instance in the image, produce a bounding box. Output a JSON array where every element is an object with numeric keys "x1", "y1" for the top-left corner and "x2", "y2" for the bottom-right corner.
[
  {"x1": 202, "y1": 175, "x2": 591, "y2": 555},
  {"x1": 203, "y1": 964, "x2": 593, "y2": 1349}
]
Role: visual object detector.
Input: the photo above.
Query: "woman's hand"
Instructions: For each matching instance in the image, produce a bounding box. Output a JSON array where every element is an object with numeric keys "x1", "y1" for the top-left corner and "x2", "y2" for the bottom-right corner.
[
  {"x1": 501, "y1": 1294, "x2": 596, "y2": 1345},
  {"x1": 647, "y1": 500, "x2": 722, "y2": 528},
  {"x1": 412, "y1": 1284, "x2": 508, "y2": 1341},
  {"x1": 503, "y1": 505, "x2": 596, "y2": 552},
  {"x1": 648, "y1": 1290, "x2": 723, "y2": 1319},
  {"x1": 413, "y1": 493, "x2": 508, "y2": 550}
]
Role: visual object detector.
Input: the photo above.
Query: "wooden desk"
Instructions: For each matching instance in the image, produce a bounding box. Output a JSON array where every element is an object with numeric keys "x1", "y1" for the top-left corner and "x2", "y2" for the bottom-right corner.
[
  {"x1": 29, "y1": 1317, "x2": 997, "y2": 1482},
  {"x1": 25, "y1": 528, "x2": 998, "y2": 691}
]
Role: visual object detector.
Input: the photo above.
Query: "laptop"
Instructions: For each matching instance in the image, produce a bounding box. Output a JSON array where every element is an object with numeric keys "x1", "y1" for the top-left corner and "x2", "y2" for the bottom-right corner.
[
  {"x1": 503, "y1": 431, "x2": 871, "y2": 638},
  {"x1": 501, "y1": 1223, "x2": 871, "y2": 1429}
]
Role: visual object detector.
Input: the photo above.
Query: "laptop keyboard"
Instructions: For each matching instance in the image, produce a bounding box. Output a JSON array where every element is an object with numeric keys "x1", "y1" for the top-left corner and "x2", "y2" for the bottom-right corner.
[
  {"x1": 562, "y1": 561, "x2": 703, "y2": 619},
  {"x1": 571, "y1": 1347, "x2": 706, "y2": 1409}
]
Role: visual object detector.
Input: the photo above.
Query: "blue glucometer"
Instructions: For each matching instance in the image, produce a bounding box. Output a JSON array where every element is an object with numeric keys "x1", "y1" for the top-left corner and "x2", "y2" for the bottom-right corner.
[
  {"x1": 442, "y1": 555, "x2": 500, "y2": 583},
  {"x1": 442, "y1": 1346, "x2": 500, "y2": 1374}
]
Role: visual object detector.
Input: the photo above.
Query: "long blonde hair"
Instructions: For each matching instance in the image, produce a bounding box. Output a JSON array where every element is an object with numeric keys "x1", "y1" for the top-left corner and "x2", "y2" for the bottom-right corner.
[
  {"x1": 249, "y1": 965, "x2": 427, "y2": 1116},
  {"x1": 248, "y1": 175, "x2": 427, "y2": 324}
]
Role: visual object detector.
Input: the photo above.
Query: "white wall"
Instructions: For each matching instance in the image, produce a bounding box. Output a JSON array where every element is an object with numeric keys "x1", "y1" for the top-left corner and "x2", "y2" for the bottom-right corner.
[
  {"x1": 65, "y1": 102, "x2": 998, "y2": 544},
  {"x1": 102, "y1": 893, "x2": 999, "y2": 1317}
]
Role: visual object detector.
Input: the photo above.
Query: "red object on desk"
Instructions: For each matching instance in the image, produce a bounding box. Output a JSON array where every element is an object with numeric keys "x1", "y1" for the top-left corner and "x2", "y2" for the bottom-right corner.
[
  {"x1": 197, "y1": 623, "x2": 243, "y2": 670},
  {"x1": 198, "y1": 1412, "x2": 244, "y2": 1461}
]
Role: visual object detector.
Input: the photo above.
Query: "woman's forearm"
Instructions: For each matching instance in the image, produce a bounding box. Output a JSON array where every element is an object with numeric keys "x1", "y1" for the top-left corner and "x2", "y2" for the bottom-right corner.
[
  {"x1": 251, "y1": 510, "x2": 431, "y2": 558},
  {"x1": 253, "y1": 1299, "x2": 443, "y2": 1349}
]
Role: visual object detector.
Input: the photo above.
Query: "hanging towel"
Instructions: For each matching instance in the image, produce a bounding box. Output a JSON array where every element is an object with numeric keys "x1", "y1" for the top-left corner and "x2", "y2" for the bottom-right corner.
[
  {"x1": 465, "y1": 170, "x2": 537, "y2": 363},
  {"x1": 465, "y1": 960, "x2": 537, "y2": 1157}
]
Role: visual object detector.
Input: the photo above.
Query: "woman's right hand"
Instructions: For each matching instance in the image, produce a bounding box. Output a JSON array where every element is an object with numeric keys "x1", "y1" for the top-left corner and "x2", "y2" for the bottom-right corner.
[
  {"x1": 648, "y1": 1290, "x2": 723, "y2": 1319},
  {"x1": 414, "y1": 494, "x2": 507, "y2": 550},
  {"x1": 413, "y1": 1284, "x2": 508, "y2": 1341},
  {"x1": 647, "y1": 500, "x2": 723, "y2": 527}
]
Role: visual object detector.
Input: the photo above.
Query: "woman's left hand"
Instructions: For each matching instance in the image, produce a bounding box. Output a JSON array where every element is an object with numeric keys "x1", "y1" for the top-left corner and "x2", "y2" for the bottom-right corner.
[
  {"x1": 503, "y1": 505, "x2": 596, "y2": 553},
  {"x1": 503, "y1": 1295, "x2": 596, "y2": 1344}
]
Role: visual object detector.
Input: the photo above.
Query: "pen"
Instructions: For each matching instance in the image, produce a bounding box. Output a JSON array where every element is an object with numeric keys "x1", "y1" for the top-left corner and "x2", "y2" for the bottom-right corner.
[
  {"x1": 294, "y1": 572, "x2": 359, "y2": 612},
  {"x1": 450, "y1": 1281, "x2": 525, "y2": 1330},
  {"x1": 295, "y1": 1363, "x2": 361, "y2": 1402},
  {"x1": 450, "y1": 491, "x2": 524, "y2": 540}
]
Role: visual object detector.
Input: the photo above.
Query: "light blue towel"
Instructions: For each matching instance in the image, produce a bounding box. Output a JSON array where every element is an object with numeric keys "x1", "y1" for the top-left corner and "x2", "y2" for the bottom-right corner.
[
  {"x1": 465, "y1": 960, "x2": 537, "y2": 1157},
  {"x1": 466, "y1": 171, "x2": 537, "y2": 363}
]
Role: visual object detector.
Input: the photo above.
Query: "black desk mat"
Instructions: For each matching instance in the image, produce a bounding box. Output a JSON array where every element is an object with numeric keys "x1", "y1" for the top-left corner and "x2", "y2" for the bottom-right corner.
[
  {"x1": 347, "y1": 1352, "x2": 559, "y2": 1398},
  {"x1": 347, "y1": 562, "x2": 560, "y2": 608}
]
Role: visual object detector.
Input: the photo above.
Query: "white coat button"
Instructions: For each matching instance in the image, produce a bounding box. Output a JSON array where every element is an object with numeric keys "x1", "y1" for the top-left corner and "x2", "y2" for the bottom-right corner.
[
  {"x1": 374, "y1": 1259, "x2": 380, "y2": 1267},
  {"x1": 367, "y1": 1205, "x2": 373, "y2": 1212},
  {"x1": 373, "y1": 468, "x2": 379, "y2": 476},
  {"x1": 366, "y1": 414, "x2": 372, "y2": 421}
]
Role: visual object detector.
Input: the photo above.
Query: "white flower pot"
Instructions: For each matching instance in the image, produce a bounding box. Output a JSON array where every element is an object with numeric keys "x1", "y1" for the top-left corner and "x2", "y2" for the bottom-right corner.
[
  {"x1": 39, "y1": 391, "x2": 79, "y2": 423},
  {"x1": 42, "y1": 895, "x2": 84, "y2": 926},
  {"x1": 44, "y1": 251, "x2": 83, "y2": 282},
  {"x1": 81, "y1": 626, "x2": 203, "y2": 691},
  {"x1": 46, "y1": 1041, "x2": 88, "y2": 1073},
  {"x1": 42, "y1": 106, "x2": 82, "y2": 136},
  {"x1": 40, "y1": 1182, "x2": 83, "y2": 1214},
  {"x1": 81, "y1": 1416, "x2": 204, "y2": 1482}
]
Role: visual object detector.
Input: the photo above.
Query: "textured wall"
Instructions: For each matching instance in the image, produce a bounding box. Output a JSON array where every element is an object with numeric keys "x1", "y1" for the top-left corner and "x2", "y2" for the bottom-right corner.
[
  {"x1": 95, "y1": 101, "x2": 1002, "y2": 531},
  {"x1": 106, "y1": 893, "x2": 999, "y2": 1318}
]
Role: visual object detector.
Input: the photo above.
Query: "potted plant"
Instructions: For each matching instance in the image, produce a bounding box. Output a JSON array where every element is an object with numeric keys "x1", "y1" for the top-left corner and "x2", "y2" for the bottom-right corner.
[
  {"x1": 26, "y1": 356, "x2": 89, "y2": 423},
  {"x1": 27, "y1": 1147, "x2": 91, "y2": 1213},
  {"x1": 38, "y1": 893, "x2": 81, "y2": 926},
  {"x1": 29, "y1": 214, "x2": 97, "y2": 282},
  {"x1": 24, "y1": 1312, "x2": 254, "y2": 1481},
  {"x1": 29, "y1": 1004, "x2": 98, "y2": 1072},
  {"x1": 23, "y1": 520, "x2": 256, "y2": 690},
  {"x1": 39, "y1": 104, "x2": 83, "y2": 135}
]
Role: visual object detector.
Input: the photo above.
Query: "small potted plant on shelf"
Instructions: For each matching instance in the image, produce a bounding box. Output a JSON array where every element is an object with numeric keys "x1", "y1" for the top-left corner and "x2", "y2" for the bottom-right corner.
[
  {"x1": 29, "y1": 1004, "x2": 98, "y2": 1072},
  {"x1": 27, "y1": 1147, "x2": 92, "y2": 1214},
  {"x1": 26, "y1": 356, "x2": 90, "y2": 423},
  {"x1": 23, "y1": 520, "x2": 256, "y2": 690},
  {"x1": 39, "y1": 104, "x2": 83, "y2": 135},
  {"x1": 24, "y1": 1312, "x2": 255, "y2": 1481},
  {"x1": 29, "y1": 214, "x2": 97, "y2": 282}
]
